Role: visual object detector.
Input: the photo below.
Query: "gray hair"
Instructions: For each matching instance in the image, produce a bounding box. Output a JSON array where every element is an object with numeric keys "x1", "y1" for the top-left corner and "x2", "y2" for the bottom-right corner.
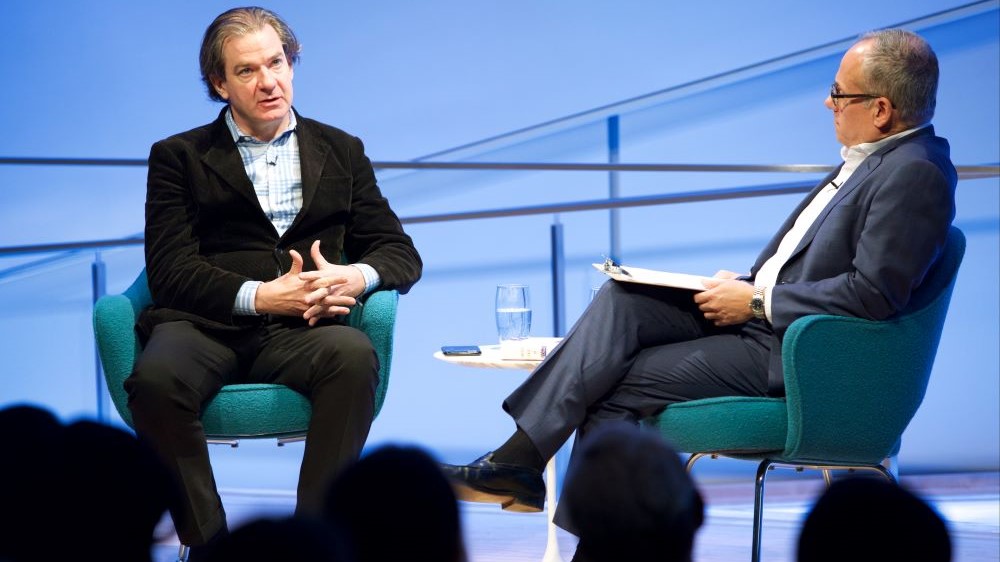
[
  {"x1": 199, "y1": 7, "x2": 302, "y2": 103},
  {"x1": 858, "y1": 28, "x2": 938, "y2": 127}
]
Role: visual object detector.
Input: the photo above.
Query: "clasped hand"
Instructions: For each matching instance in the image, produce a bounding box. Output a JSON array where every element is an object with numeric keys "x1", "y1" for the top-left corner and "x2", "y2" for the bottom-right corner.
[
  {"x1": 255, "y1": 240, "x2": 366, "y2": 326},
  {"x1": 694, "y1": 270, "x2": 756, "y2": 327}
]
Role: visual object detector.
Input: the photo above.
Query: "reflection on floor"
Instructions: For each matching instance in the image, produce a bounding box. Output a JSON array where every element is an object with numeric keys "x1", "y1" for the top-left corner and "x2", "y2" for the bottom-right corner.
[{"x1": 152, "y1": 471, "x2": 999, "y2": 562}]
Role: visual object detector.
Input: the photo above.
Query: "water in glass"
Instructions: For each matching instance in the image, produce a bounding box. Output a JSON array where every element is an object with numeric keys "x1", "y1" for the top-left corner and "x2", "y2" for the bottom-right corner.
[{"x1": 496, "y1": 284, "x2": 531, "y2": 343}]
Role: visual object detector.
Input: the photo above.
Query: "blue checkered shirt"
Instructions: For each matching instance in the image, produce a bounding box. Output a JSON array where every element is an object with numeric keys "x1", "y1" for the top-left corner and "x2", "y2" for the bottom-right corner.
[{"x1": 226, "y1": 110, "x2": 380, "y2": 315}]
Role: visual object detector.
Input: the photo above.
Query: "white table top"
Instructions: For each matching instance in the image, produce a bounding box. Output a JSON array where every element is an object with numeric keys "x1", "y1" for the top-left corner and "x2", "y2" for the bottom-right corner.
[{"x1": 433, "y1": 344, "x2": 542, "y2": 371}]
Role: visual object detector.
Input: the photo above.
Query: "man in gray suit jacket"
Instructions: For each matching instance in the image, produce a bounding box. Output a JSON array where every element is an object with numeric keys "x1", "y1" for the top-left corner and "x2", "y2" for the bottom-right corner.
[
  {"x1": 125, "y1": 7, "x2": 421, "y2": 556},
  {"x1": 443, "y1": 27, "x2": 956, "y2": 537}
]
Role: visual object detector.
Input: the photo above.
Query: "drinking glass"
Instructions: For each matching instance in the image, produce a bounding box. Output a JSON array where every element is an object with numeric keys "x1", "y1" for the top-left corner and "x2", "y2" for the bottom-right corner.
[{"x1": 496, "y1": 284, "x2": 531, "y2": 343}]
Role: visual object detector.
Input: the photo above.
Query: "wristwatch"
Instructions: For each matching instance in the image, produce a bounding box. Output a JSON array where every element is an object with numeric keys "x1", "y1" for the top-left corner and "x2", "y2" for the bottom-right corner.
[{"x1": 749, "y1": 286, "x2": 766, "y2": 320}]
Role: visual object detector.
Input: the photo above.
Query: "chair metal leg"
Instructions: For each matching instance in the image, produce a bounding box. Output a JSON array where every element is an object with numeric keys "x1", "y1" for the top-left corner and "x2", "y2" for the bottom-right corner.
[
  {"x1": 881, "y1": 455, "x2": 899, "y2": 481},
  {"x1": 687, "y1": 455, "x2": 900, "y2": 562},
  {"x1": 751, "y1": 459, "x2": 774, "y2": 562},
  {"x1": 821, "y1": 468, "x2": 834, "y2": 487},
  {"x1": 684, "y1": 452, "x2": 709, "y2": 472},
  {"x1": 177, "y1": 544, "x2": 189, "y2": 562}
]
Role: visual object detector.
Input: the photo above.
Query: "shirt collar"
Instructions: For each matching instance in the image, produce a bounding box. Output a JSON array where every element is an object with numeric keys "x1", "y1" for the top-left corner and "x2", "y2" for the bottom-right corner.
[
  {"x1": 840, "y1": 124, "x2": 929, "y2": 163},
  {"x1": 224, "y1": 108, "x2": 297, "y2": 144}
]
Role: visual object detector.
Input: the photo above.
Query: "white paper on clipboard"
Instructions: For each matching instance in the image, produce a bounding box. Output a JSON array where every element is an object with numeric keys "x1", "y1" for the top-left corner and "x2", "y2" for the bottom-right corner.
[{"x1": 592, "y1": 262, "x2": 714, "y2": 291}]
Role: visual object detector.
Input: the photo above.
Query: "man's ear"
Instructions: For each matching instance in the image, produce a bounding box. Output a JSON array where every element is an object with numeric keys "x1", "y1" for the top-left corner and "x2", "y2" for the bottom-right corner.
[
  {"x1": 872, "y1": 97, "x2": 894, "y2": 129},
  {"x1": 211, "y1": 76, "x2": 229, "y2": 100}
]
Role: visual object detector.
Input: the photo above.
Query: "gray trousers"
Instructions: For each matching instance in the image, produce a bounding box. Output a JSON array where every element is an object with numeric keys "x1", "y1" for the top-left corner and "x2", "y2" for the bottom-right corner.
[
  {"x1": 503, "y1": 279, "x2": 774, "y2": 463},
  {"x1": 502, "y1": 280, "x2": 774, "y2": 532}
]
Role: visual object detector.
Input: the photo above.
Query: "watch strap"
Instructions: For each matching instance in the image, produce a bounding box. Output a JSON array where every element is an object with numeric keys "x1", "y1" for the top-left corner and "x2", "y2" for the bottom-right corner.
[{"x1": 751, "y1": 285, "x2": 767, "y2": 320}]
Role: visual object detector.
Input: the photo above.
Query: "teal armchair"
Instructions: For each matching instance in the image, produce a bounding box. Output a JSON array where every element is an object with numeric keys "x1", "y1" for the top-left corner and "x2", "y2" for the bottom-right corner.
[
  {"x1": 93, "y1": 268, "x2": 398, "y2": 443},
  {"x1": 649, "y1": 226, "x2": 965, "y2": 562}
]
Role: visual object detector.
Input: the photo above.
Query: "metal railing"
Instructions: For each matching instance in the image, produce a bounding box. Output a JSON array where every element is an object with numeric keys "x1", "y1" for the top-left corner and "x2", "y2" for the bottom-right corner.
[
  {"x1": 1, "y1": 157, "x2": 998, "y2": 420},
  {"x1": 1, "y1": 160, "x2": 996, "y2": 246}
]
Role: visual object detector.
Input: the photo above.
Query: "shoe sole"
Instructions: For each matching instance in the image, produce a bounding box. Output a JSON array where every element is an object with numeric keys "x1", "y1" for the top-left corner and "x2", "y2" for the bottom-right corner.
[
  {"x1": 451, "y1": 481, "x2": 544, "y2": 513},
  {"x1": 502, "y1": 496, "x2": 544, "y2": 513}
]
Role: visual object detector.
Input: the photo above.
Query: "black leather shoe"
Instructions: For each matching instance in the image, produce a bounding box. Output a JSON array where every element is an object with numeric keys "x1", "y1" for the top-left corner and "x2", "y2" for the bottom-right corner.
[{"x1": 441, "y1": 452, "x2": 545, "y2": 512}]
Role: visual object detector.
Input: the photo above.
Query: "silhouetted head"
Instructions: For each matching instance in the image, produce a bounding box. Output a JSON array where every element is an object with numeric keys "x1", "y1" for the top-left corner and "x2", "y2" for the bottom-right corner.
[
  {"x1": 797, "y1": 476, "x2": 952, "y2": 562},
  {"x1": 323, "y1": 444, "x2": 467, "y2": 562},
  {"x1": 204, "y1": 516, "x2": 351, "y2": 562},
  {"x1": 0, "y1": 403, "x2": 179, "y2": 562},
  {"x1": 562, "y1": 422, "x2": 704, "y2": 562}
]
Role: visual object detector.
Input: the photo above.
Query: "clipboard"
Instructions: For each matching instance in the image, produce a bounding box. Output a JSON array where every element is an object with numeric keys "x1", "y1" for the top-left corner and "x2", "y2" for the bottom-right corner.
[{"x1": 593, "y1": 260, "x2": 714, "y2": 291}]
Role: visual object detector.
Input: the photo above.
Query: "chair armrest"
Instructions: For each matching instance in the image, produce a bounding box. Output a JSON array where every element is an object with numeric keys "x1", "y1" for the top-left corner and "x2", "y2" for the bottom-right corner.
[
  {"x1": 780, "y1": 311, "x2": 940, "y2": 464},
  {"x1": 347, "y1": 289, "x2": 399, "y2": 417},
  {"x1": 93, "y1": 294, "x2": 141, "y2": 428}
]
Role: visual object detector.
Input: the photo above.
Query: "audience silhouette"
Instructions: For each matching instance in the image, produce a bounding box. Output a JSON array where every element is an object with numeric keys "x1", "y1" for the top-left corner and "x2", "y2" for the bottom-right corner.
[
  {"x1": 323, "y1": 443, "x2": 468, "y2": 562},
  {"x1": 0, "y1": 403, "x2": 180, "y2": 562},
  {"x1": 201, "y1": 514, "x2": 352, "y2": 562},
  {"x1": 7, "y1": 402, "x2": 956, "y2": 562},
  {"x1": 0, "y1": 406, "x2": 467, "y2": 562},
  {"x1": 797, "y1": 475, "x2": 952, "y2": 562},
  {"x1": 559, "y1": 421, "x2": 704, "y2": 562}
]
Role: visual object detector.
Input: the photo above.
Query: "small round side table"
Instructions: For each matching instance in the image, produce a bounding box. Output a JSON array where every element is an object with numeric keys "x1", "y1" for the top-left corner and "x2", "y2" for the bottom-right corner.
[{"x1": 434, "y1": 343, "x2": 565, "y2": 562}]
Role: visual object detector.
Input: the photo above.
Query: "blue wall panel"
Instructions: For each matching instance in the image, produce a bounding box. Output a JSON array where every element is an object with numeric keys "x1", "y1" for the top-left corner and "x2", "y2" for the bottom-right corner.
[{"x1": 1, "y1": 1, "x2": 997, "y2": 490}]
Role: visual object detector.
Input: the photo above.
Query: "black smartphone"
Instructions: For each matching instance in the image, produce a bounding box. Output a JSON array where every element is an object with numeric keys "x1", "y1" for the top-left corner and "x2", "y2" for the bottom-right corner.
[{"x1": 441, "y1": 345, "x2": 482, "y2": 356}]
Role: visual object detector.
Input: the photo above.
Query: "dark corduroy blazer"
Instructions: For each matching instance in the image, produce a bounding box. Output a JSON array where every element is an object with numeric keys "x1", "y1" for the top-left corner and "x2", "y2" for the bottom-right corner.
[{"x1": 139, "y1": 107, "x2": 421, "y2": 335}]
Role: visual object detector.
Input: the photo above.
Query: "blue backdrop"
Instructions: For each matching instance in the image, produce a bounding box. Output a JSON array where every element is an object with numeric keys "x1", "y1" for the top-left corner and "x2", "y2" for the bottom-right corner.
[{"x1": 1, "y1": 0, "x2": 997, "y2": 490}]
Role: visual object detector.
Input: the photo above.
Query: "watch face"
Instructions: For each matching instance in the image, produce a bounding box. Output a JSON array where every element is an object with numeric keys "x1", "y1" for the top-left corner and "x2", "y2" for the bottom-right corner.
[{"x1": 750, "y1": 294, "x2": 765, "y2": 317}]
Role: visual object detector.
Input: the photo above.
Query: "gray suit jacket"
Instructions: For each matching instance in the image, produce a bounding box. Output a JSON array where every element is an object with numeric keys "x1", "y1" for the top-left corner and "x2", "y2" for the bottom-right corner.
[{"x1": 751, "y1": 126, "x2": 956, "y2": 393}]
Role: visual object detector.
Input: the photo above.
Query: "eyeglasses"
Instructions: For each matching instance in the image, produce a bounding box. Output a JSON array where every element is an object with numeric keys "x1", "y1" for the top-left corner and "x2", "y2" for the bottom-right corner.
[{"x1": 829, "y1": 83, "x2": 882, "y2": 110}]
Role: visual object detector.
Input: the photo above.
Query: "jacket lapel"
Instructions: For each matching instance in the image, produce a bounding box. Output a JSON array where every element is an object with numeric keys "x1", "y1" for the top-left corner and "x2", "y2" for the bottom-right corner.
[
  {"x1": 293, "y1": 112, "x2": 331, "y2": 226},
  {"x1": 200, "y1": 110, "x2": 261, "y2": 210},
  {"x1": 751, "y1": 167, "x2": 840, "y2": 274},
  {"x1": 784, "y1": 127, "x2": 932, "y2": 261},
  {"x1": 200, "y1": 108, "x2": 333, "y2": 235}
]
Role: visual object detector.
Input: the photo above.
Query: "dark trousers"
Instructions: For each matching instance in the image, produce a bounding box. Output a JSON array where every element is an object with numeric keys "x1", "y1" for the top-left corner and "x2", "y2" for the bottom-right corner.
[
  {"x1": 125, "y1": 319, "x2": 379, "y2": 546},
  {"x1": 504, "y1": 280, "x2": 774, "y2": 462}
]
